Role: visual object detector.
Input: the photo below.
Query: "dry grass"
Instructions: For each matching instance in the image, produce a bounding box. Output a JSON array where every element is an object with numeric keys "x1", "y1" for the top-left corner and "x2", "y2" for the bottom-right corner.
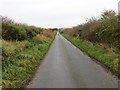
[
  {"x1": 42, "y1": 31, "x2": 53, "y2": 38},
  {"x1": 2, "y1": 40, "x2": 11, "y2": 45},
  {"x1": 2, "y1": 40, "x2": 30, "y2": 56},
  {"x1": 2, "y1": 80, "x2": 15, "y2": 88},
  {"x1": 36, "y1": 34, "x2": 48, "y2": 40}
]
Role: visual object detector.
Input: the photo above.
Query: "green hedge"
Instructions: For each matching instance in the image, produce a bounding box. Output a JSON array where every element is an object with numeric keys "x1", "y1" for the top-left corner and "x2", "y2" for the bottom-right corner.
[
  {"x1": 62, "y1": 10, "x2": 120, "y2": 49},
  {"x1": 2, "y1": 23, "x2": 43, "y2": 41}
]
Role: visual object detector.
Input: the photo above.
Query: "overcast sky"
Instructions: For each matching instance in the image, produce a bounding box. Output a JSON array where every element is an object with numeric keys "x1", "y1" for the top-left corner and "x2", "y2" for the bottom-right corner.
[{"x1": 0, "y1": 0, "x2": 119, "y2": 28}]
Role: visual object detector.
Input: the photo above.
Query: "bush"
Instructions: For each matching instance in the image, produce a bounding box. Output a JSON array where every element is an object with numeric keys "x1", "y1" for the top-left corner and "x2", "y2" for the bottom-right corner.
[
  {"x1": 62, "y1": 10, "x2": 120, "y2": 49},
  {"x1": 2, "y1": 23, "x2": 28, "y2": 41},
  {"x1": 2, "y1": 22, "x2": 43, "y2": 41},
  {"x1": 43, "y1": 31, "x2": 52, "y2": 38}
]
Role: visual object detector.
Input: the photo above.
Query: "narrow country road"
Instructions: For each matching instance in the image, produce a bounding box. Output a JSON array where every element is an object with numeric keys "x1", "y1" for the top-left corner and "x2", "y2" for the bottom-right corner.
[{"x1": 27, "y1": 34, "x2": 118, "y2": 88}]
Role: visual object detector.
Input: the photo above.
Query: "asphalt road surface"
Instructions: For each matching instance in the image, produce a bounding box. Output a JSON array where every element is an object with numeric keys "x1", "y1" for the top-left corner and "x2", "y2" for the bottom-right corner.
[{"x1": 27, "y1": 34, "x2": 118, "y2": 88}]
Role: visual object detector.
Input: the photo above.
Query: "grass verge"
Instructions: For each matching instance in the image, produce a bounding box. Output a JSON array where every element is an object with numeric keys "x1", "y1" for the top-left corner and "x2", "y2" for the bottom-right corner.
[
  {"x1": 2, "y1": 33, "x2": 55, "y2": 88},
  {"x1": 62, "y1": 34, "x2": 120, "y2": 77}
]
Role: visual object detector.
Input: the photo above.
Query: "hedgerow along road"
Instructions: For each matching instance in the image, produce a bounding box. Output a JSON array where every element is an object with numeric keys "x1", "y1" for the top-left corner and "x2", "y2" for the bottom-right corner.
[{"x1": 27, "y1": 34, "x2": 118, "y2": 88}]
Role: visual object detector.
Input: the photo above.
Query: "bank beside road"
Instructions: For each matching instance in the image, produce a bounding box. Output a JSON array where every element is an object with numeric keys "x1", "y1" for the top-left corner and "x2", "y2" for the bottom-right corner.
[
  {"x1": 62, "y1": 34, "x2": 120, "y2": 77},
  {"x1": 2, "y1": 30, "x2": 55, "y2": 88}
]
